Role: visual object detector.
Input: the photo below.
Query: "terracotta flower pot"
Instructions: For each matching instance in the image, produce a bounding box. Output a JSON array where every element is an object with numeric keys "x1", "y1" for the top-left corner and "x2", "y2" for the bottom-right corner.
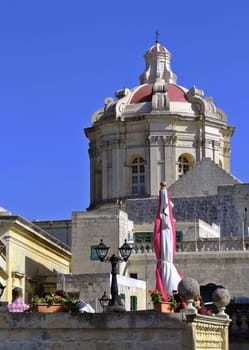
[
  {"x1": 36, "y1": 304, "x2": 65, "y2": 313},
  {"x1": 153, "y1": 302, "x2": 173, "y2": 313}
]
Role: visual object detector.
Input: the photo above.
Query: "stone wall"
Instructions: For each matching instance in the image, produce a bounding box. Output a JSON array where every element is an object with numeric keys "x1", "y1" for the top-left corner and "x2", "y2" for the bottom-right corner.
[
  {"x1": 125, "y1": 183, "x2": 249, "y2": 238},
  {"x1": 128, "y1": 250, "x2": 249, "y2": 301},
  {"x1": 175, "y1": 251, "x2": 249, "y2": 298},
  {"x1": 71, "y1": 208, "x2": 132, "y2": 275},
  {"x1": 33, "y1": 184, "x2": 249, "y2": 244},
  {"x1": 59, "y1": 273, "x2": 146, "y2": 312},
  {"x1": 32, "y1": 219, "x2": 72, "y2": 246},
  {"x1": 168, "y1": 158, "x2": 240, "y2": 198},
  {"x1": 0, "y1": 308, "x2": 230, "y2": 350}
]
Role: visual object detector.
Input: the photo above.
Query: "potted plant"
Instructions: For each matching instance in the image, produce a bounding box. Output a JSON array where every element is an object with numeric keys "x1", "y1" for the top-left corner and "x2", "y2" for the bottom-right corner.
[
  {"x1": 148, "y1": 289, "x2": 186, "y2": 312},
  {"x1": 148, "y1": 289, "x2": 162, "y2": 304},
  {"x1": 148, "y1": 289, "x2": 174, "y2": 312},
  {"x1": 170, "y1": 290, "x2": 187, "y2": 312},
  {"x1": 168, "y1": 293, "x2": 178, "y2": 310},
  {"x1": 32, "y1": 290, "x2": 77, "y2": 313}
]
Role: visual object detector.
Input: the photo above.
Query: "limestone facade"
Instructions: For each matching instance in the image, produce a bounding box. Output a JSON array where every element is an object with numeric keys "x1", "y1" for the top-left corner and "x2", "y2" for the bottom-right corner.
[
  {"x1": 71, "y1": 208, "x2": 133, "y2": 275},
  {"x1": 0, "y1": 215, "x2": 71, "y2": 304},
  {"x1": 34, "y1": 181, "x2": 249, "y2": 306},
  {"x1": 34, "y1": 40, "x2": 249, "y2": 311},
  {"x1": 68, "y1": 207, "x2": 147, "y2": 310},
  {"x1": 68, "y1": 202, "x2": 249, "y2": 306}
]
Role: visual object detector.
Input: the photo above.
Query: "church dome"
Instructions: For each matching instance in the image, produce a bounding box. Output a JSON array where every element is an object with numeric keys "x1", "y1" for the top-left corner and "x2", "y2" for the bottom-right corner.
[
  {"x1": 146, "y1": 43, "x2": 169, "y2": 53},
  {"x1": 90, "y1": 38, "x2": 228, "y2": 124},
  {"x1": 85, "y1": 37, "x2": 234, "y2": 209},
  {"x1": 129, "y1": 83, "x2": 188, "y2": 104}
]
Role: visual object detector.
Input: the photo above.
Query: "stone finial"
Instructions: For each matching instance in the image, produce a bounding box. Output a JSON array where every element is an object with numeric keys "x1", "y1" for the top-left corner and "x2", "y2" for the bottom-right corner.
[
  {"x1": 139, "y1": 40, "x2": 177, "y2": 85},
  {"x1": 212, "y1": 288, "x2": 231, "y2": 319},
  {"x1": 178, "y1": 278, "x2": 200, "y2": 313}
]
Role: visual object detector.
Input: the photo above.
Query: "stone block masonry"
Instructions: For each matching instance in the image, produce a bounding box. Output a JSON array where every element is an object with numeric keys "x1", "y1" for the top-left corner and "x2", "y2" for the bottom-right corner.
[
  {"x1": 126, "y1": 183, "x2": 249, "y2": 238},
  {"x1": 0, "y1": 307, "x2": 230, "y2": 350}
]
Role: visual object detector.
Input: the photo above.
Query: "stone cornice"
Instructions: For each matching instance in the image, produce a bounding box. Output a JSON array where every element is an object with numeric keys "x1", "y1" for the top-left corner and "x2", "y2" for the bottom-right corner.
[{"x1": 0, "y1": 216, "x2": 71, "y2": 257}]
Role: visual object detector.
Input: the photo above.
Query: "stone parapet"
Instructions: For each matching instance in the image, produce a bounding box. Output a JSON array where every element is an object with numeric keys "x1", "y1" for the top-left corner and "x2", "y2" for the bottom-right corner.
[
  {"x1": 0, "y1": 308, "x2": 230, "y2": 350},
  {"x1": 132, "y1": 238, "x2": 249, "y2": 253}
]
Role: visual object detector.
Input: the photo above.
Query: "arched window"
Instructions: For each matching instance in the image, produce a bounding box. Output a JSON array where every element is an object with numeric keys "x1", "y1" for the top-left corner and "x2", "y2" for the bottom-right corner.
[
  {"x1": 177, "y1": 154, "x2": 194, "y2": 178},
  {"x1": 131, "y1": 156, "x2": 145, "y2": 195}
]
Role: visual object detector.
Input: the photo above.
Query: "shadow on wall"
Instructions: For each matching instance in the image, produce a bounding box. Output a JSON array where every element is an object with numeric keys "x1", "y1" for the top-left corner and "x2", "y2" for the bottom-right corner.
[{"x1": 25, "y1": 257, "x2": 59, "y2": 303}]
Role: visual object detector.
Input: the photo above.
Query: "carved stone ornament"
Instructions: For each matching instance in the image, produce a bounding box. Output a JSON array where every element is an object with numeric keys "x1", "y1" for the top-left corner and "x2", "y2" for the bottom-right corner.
[
  {"x1": 212, "y1": 288, "x2": 231, "y2": 319},
  {"x1": 186, "y1": 87, "x2": 216, "y2": 115},
  {"x1": 178, "y1": 278, "x2": 200, "y2": 313},
  {"x1": 152, "y1": 81, "x2": 170, "y2": 111},
  {"x1": 103, "y1": 88, "x2": 132, "y2": 121}
]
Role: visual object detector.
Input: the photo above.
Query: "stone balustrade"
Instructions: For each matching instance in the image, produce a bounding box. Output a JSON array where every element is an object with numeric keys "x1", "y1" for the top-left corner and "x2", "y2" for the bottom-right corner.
[
  {"x1": 0, "y1": 307, "x2": 230, "y2": 350},
  {"x1": 133, "y1": 238, "x2": 249, "y2": 254}
]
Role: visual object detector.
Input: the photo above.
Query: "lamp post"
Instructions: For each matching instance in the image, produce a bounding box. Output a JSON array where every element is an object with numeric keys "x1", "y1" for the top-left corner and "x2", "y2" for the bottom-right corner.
[{"x1": 95, "y1": 239, "x2": 132, "y2": 311}]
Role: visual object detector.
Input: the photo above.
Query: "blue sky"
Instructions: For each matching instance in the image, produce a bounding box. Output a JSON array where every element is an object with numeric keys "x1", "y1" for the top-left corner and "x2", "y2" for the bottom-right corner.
[{"x1": 0, "y1": 1, "x2": 249, "y2": 221}]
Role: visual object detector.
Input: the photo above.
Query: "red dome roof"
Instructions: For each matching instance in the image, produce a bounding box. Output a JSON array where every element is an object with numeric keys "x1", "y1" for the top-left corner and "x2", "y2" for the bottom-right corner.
[
  {"x1": 148, "y1": 44, "x2": 167, "y2": 53},
  {"x1": 130, "y1": 84, "x2": 188, "y2": 104}
]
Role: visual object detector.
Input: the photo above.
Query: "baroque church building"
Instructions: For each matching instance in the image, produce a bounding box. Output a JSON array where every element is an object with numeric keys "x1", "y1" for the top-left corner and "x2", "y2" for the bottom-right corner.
[
  {"x1": 1, "y1": 39, "x2": 248, "y2": 311},
  {"x1": 83, "y1": 38, "x2": 248, "y2": 242},
  {"x1": 35, "y1": 39, "x2": 249, "y2": 310}
]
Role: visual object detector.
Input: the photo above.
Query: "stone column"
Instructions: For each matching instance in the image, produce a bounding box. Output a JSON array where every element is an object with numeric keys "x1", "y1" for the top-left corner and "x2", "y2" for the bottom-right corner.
[
  {"x1": 88, "y1": 147, "x2": 96, "y2": 206},
  {"x1": 118, "y1": 140, "x2": 126, "y2": 199},
  {"x1": 111, "y1": 140, "x2": 120, "y2": 200},
  {"x1": 164, "y1": 134, "x2": 177, "y2": 187},
  {"x1": 101, "y1": 143, "x2": 108, "y2": 201},
  {"x1": 212, "y1": 140, "x2": 221, "y2": 165},
  {"x1": 148, "y1": 135, "x2": 159, "y2": 196}
]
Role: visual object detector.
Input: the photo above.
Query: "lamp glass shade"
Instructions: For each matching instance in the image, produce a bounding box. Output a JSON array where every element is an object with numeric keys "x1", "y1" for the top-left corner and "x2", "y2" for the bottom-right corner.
[
  {"x1": 95, "y1": 240, "x2": 109, "y2": 261},
  {"x1": 99, "y1": 292, "x2": 110, "y2": 309},
  {"x1": 119, "y1": 239, "x2": 132, "y2": 261}
]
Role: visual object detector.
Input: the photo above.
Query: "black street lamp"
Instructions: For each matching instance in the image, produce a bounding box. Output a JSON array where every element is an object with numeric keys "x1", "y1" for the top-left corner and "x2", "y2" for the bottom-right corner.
[
  {"x1": 95, "y1": 239, "x2": 132, "y2": 311},
  {"x1": 99, "y1": 291, "x2": 111, "y2": 312}
]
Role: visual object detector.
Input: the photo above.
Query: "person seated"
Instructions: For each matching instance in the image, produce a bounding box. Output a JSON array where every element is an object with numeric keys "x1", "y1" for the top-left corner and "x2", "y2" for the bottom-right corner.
[
  {"x1": 193, "y1": 295, "x2": 212, "y2": 315},
  {"x1": 75, "y1": 299, "x2": 95, "y2": 313},
  {"x1": 8, "y1": 287, "x2": 30, "y2": 312}
]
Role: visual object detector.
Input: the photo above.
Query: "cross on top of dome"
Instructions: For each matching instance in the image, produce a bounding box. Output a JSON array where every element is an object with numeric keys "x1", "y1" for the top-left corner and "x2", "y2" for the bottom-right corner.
[{"x1": 155, "y1": 30, "x2": 159, "y2": 43}]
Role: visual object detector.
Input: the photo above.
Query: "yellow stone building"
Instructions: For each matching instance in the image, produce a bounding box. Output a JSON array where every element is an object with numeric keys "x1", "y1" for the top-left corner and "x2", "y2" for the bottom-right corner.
[{"x1": 0, "y1": 208, "x2": 71, "y2": 304}]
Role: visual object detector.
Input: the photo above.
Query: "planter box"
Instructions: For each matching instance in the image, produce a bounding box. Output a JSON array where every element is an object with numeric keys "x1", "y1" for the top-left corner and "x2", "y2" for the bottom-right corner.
[
  {"x1": 36, "y1": 304, "x2": 65, "y2": 313},
  {"x1": 153, "y1": 302, "x2": 173, "y2": 313}
]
